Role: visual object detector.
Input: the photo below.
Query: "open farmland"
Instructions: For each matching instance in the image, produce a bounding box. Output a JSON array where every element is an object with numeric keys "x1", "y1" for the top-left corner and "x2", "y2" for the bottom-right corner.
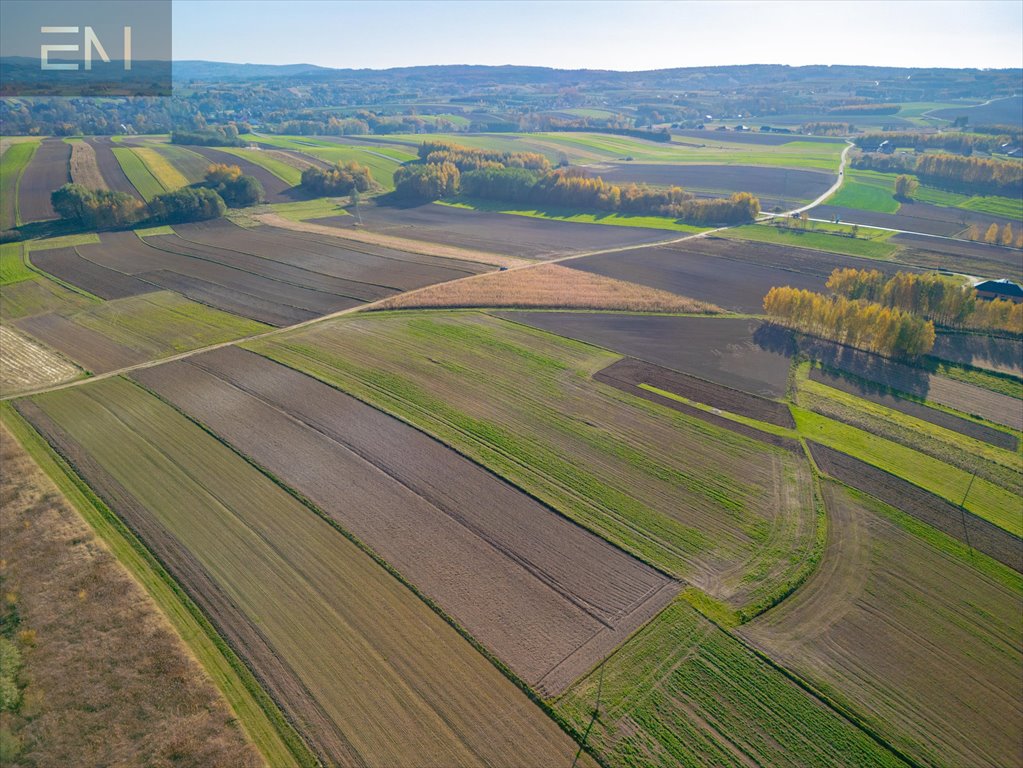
[
  {"x1": 313, "y1": 200, "x2": 677, "y2": 258},
  {"x1": 17, "y1": 138, "x2": 71, "y2": 223},
  {"x1": 68, "y1": 139, "x2": 106, "y2": 189},
  {"x1": 248, "y1": 311, "x2": 818, "y2": 615},
  {"x1": 889, "y1": 233, "x2": 1023, "y2": 281},
  {"x1": 110, "y1": 145, "x2": 165, "y2": 201},
  {"x1": 17, "y1": 379, "x2": 593, "y2": 767},
  {"x1": 14, "y1": 291, "x2": 267, "y2": 374},
  {"x1": 1, "y1": 139, "x2": 38, "y2": 229},
  {"x1": 0, "y1": 272, "x2": 97, "y2": 321},
  {"x1": 498, "y1": 313, "x2": 795, "y2": 397},
  {"x1": 555, "y1": 598, "x2": 908, "y2": 768},
  {"x1": 374, "y1": 263, "x2": 720, "y2": 313},
  {"x1": 183, "y1": 145, "x2": 298, "y2": 202},
  {"x1": 149, "y1": 143, "x2": 217, "y2": 183},
  {"x1": 30, "y1": 245, "x2": 159, "y2": 300},
  {"x1": 133, "y1": 346, "x2": 680, "y2": 695},
  {"x1": 740, "y1": 481, "x2": 1023, "y2": 768},
  {"x1": 812, "y1": 201, "x2": 1018, "y2": 238},
  {"x1": 88, "y1": 137, "x2": 145, "y2": 200},
  {"x1": 0, "y1": 324, "x2": 81, "y2": 395},
  {"x1": 931, "y1": 331, "x2": 1022, "y2": 377}
]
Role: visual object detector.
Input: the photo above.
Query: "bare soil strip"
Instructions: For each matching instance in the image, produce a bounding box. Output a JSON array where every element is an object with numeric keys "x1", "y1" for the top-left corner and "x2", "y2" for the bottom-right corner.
[
  {"x1": 132, "y1": 346, "x2": 680, "y2": 695},
  {"x1": 18, "y1": 138, "x2": 70, "y2": 223},
  {"x1": 931, "y1": 331, "x2": 1023, "y2": 377},
  {"x1": 590, "y1": 163, "x2": 834, "y2": 200},
  {"x1": 741, "y1": 481, "x2": 1023, "y2": 768},
  {"x1": 68, "y1": 139, "x2": 107, "y2": 189},
  {"x1": 891, "y1": 232, "x2": 1023, "y2": 280},
  {"x1": 807, "y1": 441, "x2": 1022, "y2": 572},
  {"x1": 809, "y1": 366, "x2": 1018, "y2": 451},
  {"x1": 0, "y1": 325, "x2": 80, "y2": 395},
  {"x1": 31, "y1": 246, "x2": 158, "y2": 300},
  {"x1": 595, "y1": 358, "x2": 802, "y2": 452},
  {"x1": 0, "y1": 422, "x2": 262, "y2": 768},
  {"x1": 87, "y1": 137, "x2": 145, "y2": 201},
  {"x1": 802, "y1": 339, "x2": 1023, "y2": 430},
  {"x1": 374, "y1": 262, "x2": 720, "y2": 313},
  {"x1": 15, "y1": 313, "x2": 147, "y2": 373}
]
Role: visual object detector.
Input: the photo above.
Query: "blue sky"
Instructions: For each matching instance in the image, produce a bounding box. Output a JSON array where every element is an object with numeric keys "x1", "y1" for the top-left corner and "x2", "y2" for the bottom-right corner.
[{"x1": 173, "y1": 1, "x2": 1023, "y2": 70}]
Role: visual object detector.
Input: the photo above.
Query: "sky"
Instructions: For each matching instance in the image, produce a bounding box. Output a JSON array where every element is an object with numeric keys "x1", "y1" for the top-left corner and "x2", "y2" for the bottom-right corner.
[{"x1": 172, "y1": 0, "x2": 1023, "y2": 71}]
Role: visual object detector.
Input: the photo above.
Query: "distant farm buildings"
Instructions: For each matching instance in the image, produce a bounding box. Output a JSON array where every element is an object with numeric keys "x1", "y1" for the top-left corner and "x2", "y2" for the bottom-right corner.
[{"x1": 975, "y1": 279, "x2": 1023, "y2": 303}]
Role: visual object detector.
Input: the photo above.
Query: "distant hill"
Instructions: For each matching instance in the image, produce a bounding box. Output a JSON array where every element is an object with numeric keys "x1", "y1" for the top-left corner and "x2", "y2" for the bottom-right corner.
[{"x1": 172, "y1": 60, "x2": 329, "y2": 81}]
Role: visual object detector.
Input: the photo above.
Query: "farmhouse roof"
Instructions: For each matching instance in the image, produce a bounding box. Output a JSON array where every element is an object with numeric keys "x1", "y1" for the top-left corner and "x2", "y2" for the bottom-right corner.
[{"x1": 976, "y1": 279, "x2": 1023, "y2": 297}]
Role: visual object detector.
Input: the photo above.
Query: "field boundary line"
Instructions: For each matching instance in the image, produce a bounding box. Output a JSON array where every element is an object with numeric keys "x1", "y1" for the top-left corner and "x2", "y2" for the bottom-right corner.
[{"x1": 0, "y1": 402, "x2": 317, "y2": 768}]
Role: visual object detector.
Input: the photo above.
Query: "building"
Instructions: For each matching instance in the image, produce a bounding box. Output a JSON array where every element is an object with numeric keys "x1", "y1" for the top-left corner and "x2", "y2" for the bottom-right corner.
[{"x1": 975, "y1": 279, "x2": 1023, "y2": 303}]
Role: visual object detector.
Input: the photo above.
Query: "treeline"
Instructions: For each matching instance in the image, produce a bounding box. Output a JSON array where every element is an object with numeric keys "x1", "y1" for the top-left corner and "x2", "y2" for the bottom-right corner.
[
  {"x1": 829, "y1": 103, "x2": 901, "y2": 115},
  {"x1": 853, "y1": 151, "x2": 1023, "y2": 197},
  {"x1": 827, "y1": 267, "x2": 1023, "y2": 334},
  {"x1": 171, "y1": 126, "x2": 246, "y2": 147},
  {"x1": 800, "y1": 122, "x2": 854, "y2": 136},
  {"x1": 394, "y1": 142, "x2": 761, "y2": 225},
  {"x1": 854, "y1": 131, "x2": 1017, "y2": 156},
  {"x1": 50, "y1": 184, "x2": 225, "y2": 228},
  {"x1": 300, "y1": 161, "x2": 374, "y2": 195},
  {"x1": 965, "y1": 222, "x2": 1021, "y2": 248},
  {"x1": 763, "y1": 286, "x2": 936, "y2": 358}
]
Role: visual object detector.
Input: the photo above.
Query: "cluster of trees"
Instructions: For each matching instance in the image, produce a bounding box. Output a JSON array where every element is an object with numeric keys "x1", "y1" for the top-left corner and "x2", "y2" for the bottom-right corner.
[
  {"x1": 800, "y1": 122, "x2": 855, "y2": 136},
  {"x1": 171, "y1": 126, "x2": 246, "y2": 147},
  {"x1": 854, "y1": 131, "x2": 1017, "y2": 156},
  {"x1": 854, "y1": 151, "x2": 1022, "y2": 197},
  {"x1": 51, "y1": 183, "x2": 226, "y2": 228},
  {"x1": 893, "y1": 174, "x2": 919, "y2": 200},
  {"x1": 826, "y1": 267, "x2": 1022, "y2": 334},
  {"x1": 300, "y1": 161, "x2": 373, "y2": 195},
  {"x1": 965, "y1": 222, "x2": 1021, "y2": 248},
  {"x1": 829, "y1": 103, "x2": 901, "y2": 115},
  {"x1": 763, "y1": 286, "x2": 936, "y2": 358},
  {"x1": 204, "y1": 164, "x2": 264, "y2": 206},
  {"x1": 394, "y1": 142, "x2": 760, "y2": 224}
]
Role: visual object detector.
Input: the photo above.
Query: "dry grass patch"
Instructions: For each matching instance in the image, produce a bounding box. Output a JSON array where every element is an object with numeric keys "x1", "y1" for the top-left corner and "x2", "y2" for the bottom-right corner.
[
  {"x1": 374, "y1": 262, "x2": 722, "y2": 312},
  {"x1": 254, "y1": 211, "x2": 528, "y2": 269},
  {"x1": 0, "y1": 423, "x2": 261, "y2": 768},
  {"x1": 67, "y1": 140, "x2": 106, "y2": 190},
  {"x1": 0, "y1": 326, "x2": 81, "y2": 396}
]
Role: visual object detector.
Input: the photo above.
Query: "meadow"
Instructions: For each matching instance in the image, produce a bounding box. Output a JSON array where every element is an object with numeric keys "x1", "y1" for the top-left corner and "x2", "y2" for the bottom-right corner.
[
  {"x1": 111, "y1": 146, "x2": 166, "y2": 200},
  {"x1": 722, "y1": 220, "x2": 899, "y2": 259},
  {"x1": 0, "y1": 140, "x2": 38, "y2": 229}
]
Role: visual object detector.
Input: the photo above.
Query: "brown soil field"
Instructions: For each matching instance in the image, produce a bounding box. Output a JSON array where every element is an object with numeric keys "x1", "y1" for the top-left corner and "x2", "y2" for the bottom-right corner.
[
  {"x1": 87, "y1": 137, "x2": 144, "y2": 201},
  {"x1": 802, "y1": 338, "x2": 1023, "y2": 430},
  {"x1": 15, "y1": 312, "x2": 146, "y2": 372},
  {"x1": 498, "y1": 313, "x2": 795, "y2": 397},
  {"x1": 68, "y1": 140, "x2": 106, "y2": 189},
  {"x1": 931, "y1": 331, "x2": 1022, "y2": 377},
  {"x1": 255, "y1": 211, "x2": 527, "y2": 269},
  {"x1": 813, "y1": 203, "x2": 1018, "y2": 238},
  {"x1": 30, "y1": 246, "x2": 158, "y2": 300},
  {"x1": 183, "y1": 146, "x2": 297, "y2": 203},
  {"x1": 0, "y1": 424, "x2": 261, "y2": 768},
  {"x1": 672, "y1": 129, "x2": 845, "y2": 146},
  {"x1": 0, "y1": 325, "x2": 80, "y2": 396},
  {"x1": 891, "y1": 232, "x2": 1023, "y2": 280},
  {"x1": 930, "y1": 95, "x2": 1023, "y2": 126},
  {"x1": 740, "y1": 480, "x2": 1023, "y2": 768},
  {"x1": 587, "y1": 163, "x2": 834, "y2": 201},
  {"x1": 595, "y1": 360, "x2": 801, "y2": 452},
  {"x1": 312, "y1": 201, "x2": 676, "y2": 258},
  {"x1": 17, "y1": 383, "x2": 595, "y2": 768},
  {"x1": 132, "y1": 346, "x2": 680, "y2": 695},
  {"x1": 596, "y1": 357, "x2": 796, "y2": 428},
  {"x1": 807, "y1": 441, "x2": 1022, "y2": 571},
  {"x1": 18, "y1": 138, "x2": 70, "y2": 223},
  {"x1": 374, "y1": 263, "x2": 719, "y2": 313},
  {"x1": 809, "y1": 366, "x2": 1018, "y2": 450}
]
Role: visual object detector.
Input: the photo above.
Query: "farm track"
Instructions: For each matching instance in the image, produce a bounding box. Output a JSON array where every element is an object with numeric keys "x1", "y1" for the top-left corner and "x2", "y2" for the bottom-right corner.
[{"x1": 17, "y1": 138, "x2": 70, "y2": 223}]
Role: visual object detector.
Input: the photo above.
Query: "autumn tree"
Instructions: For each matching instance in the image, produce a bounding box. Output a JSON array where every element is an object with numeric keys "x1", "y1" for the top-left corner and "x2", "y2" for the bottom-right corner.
[
  {"x1": 984, "y1": 223, "x2": 1000, "y2": 243},
  {"x1": 1000, "y1": 223, "x2": 1013, "y2": 246},
  {"x1": 894, "y1": 174, "x2": 919, "y2": 200}
]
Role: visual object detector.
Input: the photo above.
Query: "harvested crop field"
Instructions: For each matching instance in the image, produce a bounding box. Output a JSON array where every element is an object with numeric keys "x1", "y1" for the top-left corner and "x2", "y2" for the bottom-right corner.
[
  {"x1": 807, "y1": 441, "x2": 1022, "y2": 571},
  {"x1": 891, "y1": 233, "x2": 1023, "y2": 280},
  {"x1": 30, "y1": 246, "x2": 158, "y2": 300},
  {"x1": 68, "y1": 139, "x2": 106, "y2": 189},
  {"x1": 597, "y1": 357, "x2": 795, "y2": 427},
  {"x1": 809, "y1": 366, "x2": 1017, "y2": 450},
  {"x1": 556, "y1": 598, "x2": 908, "y2": 768},
  {"x1": 313, "y1": 201, "x2": 675, "y2": 258},
  {"x1": 931, "y1": 331, "x2": 1022, "y2": 377},
  {"x1": 812, "y1": 202, "x2": 1017, "y2": 238},
  {"x1": 802, "y1": 339, "x2": 1023, "y2": 430},
  {"x1": 18, "y1": 138, "x2": 70, "y2": 223},
  {"x1": 0, "y1": 324, "x2": 80, "y2": 395},
  {"x1": 374, "y1": 263, "x2": 719, "y2": 313},
  {"x1": 183, "y1": 146, "x2": 297, "y2": 203},
  {"x1": 586, "y1": 162, "x2": 834, "y2": 201},
  {"x1": 497, "y1": 312, "x2": 795, "y2": 396},
  {"x1": 741, "y1": 481, "x2": 1023, "y2": 768},
  {"x1": 17, "y1": 379, "x2": 593, "y2": 768},
  {"x1": 14, "y1": 291, "x2": 267, "y2": 374},
  {"x1": 87, "y1": 137, "x2": 144, "y2": 200},
  {"x1": 249, "y1": 311, "x2": 818, "y2": 613},
  {"x1": 133, "y1": 346, "x2": 679, "y2": 695}
]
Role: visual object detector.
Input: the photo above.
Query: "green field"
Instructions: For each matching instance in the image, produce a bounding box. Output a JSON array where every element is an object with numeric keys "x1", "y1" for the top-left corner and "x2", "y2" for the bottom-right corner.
[
  {"x1": 0, "y1": 273, "x2": 97, "y2": 321},
  {"x1": 1, "y1": 140, "x2": 39, "y2": 229},
  {"x1": 23, "y1": 378, "x2": 592, "y2": 767},
  {"x1": 269, "y1": 198, "x2": 350, "y2": 221},
  {"x1": 723, "y1": 221, "x2": 898, "y2": 259},
  {"x1": 443, "y1": 199, "x2": 707, "y2": 233},
  {"x1": 213, "y1": 147, "x2": 303, "y2": 185},
  {"x1": 247, "y1": 310, "x2": 818, "y2": 616},
  {"x1": 825, "y1": 169, "x2": 901, "y2": 212},
  {"x1": 132, "y1": 146, "x2": 190, "y2": 191},
  {"x1": 150, "y1": 143, "x2": 214, "y2": 183},
  {"x1": 111, "y1": 146, "x2": 166, "y2": 201},
  {"x1": 0, "y1": 242, "x2": 34, "y2": 285},
  {"x1": 556, "y1": 598, "x2": 907, "y2": 768}
]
